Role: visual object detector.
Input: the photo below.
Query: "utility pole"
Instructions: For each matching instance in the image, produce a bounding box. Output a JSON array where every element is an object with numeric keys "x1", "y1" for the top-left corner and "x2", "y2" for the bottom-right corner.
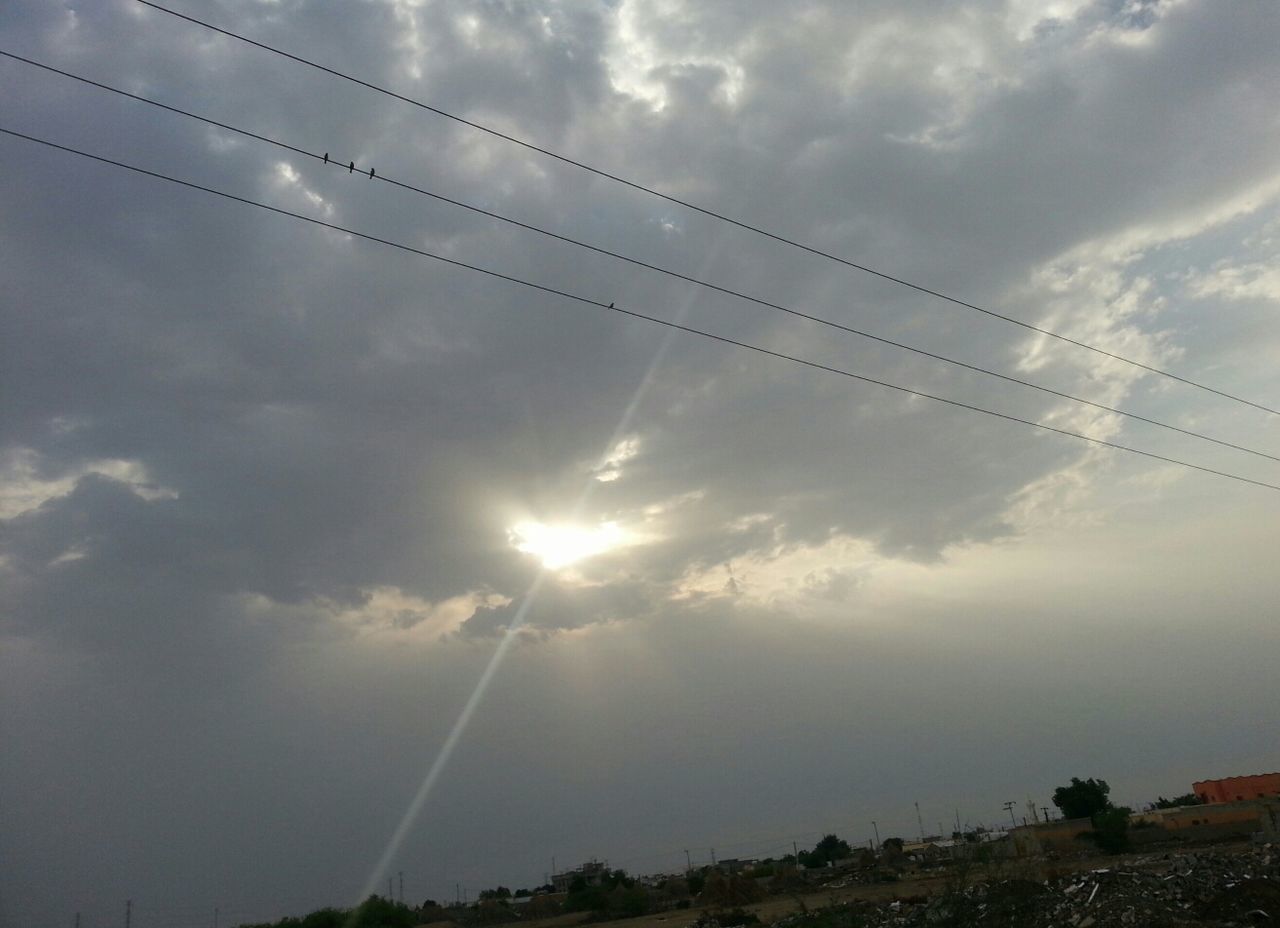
[
  {"x1": 399, "y1": 872, "x2": 404, "y2": 904},
  {"x1": 710, "y1": 848, "x2": 716, "y2": 866},
  {"x1": 871, "y1": 821, "x2": 880, "y2": 847},
  {"x1": 915, "y1": 801, "x2": 925, "y2": 842},
  {"x1": 955, "y1": 809, "x2": 962, "y2": 835},
  {"x1": 1002, "y1": 802, "x2": 1017, "y2": 830},
  {"x1": 456, "y1": 883, "x2": 460, "y2": 905},
  {"x1": 792, "y1": 840, "x2": 799, "y2": 866},
  {"x1": 1041, "y1": 806, "x2": 1052, "y2": 823},
  {"x1": 684, "y1": 849, "x2": 691, "y2": 872},
  {"x1": 125, "y1": 900, "x2": 132, "y2": 928}
]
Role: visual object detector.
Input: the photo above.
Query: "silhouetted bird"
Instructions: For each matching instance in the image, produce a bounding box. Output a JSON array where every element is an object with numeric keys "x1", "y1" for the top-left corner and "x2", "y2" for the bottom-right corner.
[
  {"x1": 348, "y1": 161, "x2": 355, "y2": 173},
  {"x1": 608, "y1": 302, "x2": 615, "y2": 308},
  {"x1": 369, "y1": 167, "x2": 375, "y2": 179},
  {"x1": 323, "y1": 152, "x2": 329, "y2": 164}
]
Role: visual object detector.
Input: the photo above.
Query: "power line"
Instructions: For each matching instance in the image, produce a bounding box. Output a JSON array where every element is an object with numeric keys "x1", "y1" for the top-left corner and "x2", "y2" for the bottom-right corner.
[
  {"x1": 4, "y1": 124, "x2": 1279, "y2": 494},
  {"x1": 6, "y1": 51, "x2": 1276, "y2": 466},
  {"x1": 132, "y1": 0, "x2": 1280, "y2": 418}
]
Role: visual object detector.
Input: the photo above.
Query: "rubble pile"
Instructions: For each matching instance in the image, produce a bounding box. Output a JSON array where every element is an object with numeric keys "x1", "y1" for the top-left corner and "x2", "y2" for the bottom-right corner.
[{"x1": 774, "y1": 846, "x2": 1280, "y2": 928}]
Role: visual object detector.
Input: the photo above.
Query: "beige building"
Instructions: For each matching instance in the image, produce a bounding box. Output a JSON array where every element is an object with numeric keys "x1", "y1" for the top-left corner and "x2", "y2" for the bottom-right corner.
[
  {"x1": 1008, "y1": 818, "x2": 1094, "y2": 857},
  {"x1": 1011, "y1": 801, "x2": 1280, "y2": 856},
  {"x1": 1132, "y1": 799, "x2": 1280, "y2": 839}
]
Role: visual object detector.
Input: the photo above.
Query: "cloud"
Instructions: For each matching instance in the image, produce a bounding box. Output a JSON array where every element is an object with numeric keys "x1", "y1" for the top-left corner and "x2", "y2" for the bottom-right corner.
[
  {"x1": 3, "y1": 0, "x2": 1280, "y2": 922},
  {"x1": 0, "y1": 446, "x2": 178, "y2": 520},
  {"x1": 1186, "y1": 261, "x2": 1280, "y2": 304},
  {"x1": 592, "y1": 434, "x2": 640, "y2": 482}
]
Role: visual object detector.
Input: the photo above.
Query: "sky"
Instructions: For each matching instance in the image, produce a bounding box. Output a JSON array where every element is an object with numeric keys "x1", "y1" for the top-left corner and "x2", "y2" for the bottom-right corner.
[{"x1": 3, "y1": 0, "x2": 1280, "y2": 925}]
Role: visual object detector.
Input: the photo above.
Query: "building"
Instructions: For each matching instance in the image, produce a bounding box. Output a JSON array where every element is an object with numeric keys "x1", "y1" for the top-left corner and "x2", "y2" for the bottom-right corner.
[
  {"x1": 1193, "y1": 773, "x2": 1280, "y2": 804},
  {"x1": 1132, "y1": 799, "x2": 1280, "y2": 842},
  {"x1": 901, "y1": 841, "x2": 946, "y2": 863},
  {"x1": 1008, "y1": 818, "x2": 1094, "y2": 857},
  {"x1": 551, "y1": 860, "x2": 610, "y2": 894},
  {"x1": 842, "y1": 849, "x2": 877, "y2": 869},
  {"x1": 1010, "y1": 802, "x2": 1280, "y2": 857}
]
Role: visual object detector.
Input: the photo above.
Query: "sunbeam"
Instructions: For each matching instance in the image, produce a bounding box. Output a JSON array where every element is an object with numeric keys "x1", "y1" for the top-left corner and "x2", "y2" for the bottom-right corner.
[{"x1": 350, "y1": 238, "x2": 725, "y2": 909}]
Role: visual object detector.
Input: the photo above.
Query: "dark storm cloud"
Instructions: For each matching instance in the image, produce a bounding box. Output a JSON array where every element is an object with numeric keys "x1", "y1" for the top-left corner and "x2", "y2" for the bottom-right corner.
[{"x1": 4, "y1": 1, "x2": 1280, "y2": 925}]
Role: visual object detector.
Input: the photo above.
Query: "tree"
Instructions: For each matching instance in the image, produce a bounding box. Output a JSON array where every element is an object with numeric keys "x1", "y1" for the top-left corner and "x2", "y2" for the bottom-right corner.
[
  {"x1": 701, "y1": 870, "x2": 763, "y2": 908},
  {"x1": 686, "y1": 870, "x2": 707, "y2": 896},
  {"x1": 1053, "y1": 776, "x2": 1134, "y2": 854},
  {"x1": 1088, "y1": 806, "x2": 1132, "y2": 854},
  {"x1": 523, "y1": 895, "x2": 562, "y2": 919},
  {"x1": 799, "y1": 833, "x2": 853, "y2": 868},
  {"x1": 241, "y1": 898, "x2": 417, "y2": 928},
  {"x1": 565, "y1": 869, "x2": 638, "y2": 916},
  {"x1": 608, "y1": 884, "x2": 650, "y2": 919},
  {"x1": 564, "y1": 871, "x2": 648, "y2": 920},
  {"x1": 1052, "y1": 777, "x2": 1113, "y2": 820},
  {"x1": 1152, "y1": 793, "x2": 1203, "y2": 809},
  {"x1": 298, "y1": 909, "x2": 346, "y2": 928},
  {"x1": 347, "y1": 896, "x2": 417, "y2": 928},
  {"x1": 880, "y1": 837, "x2": 906, "y2": 870},
  {"x1": 417, "y1": 902, "x2": 451, "y2": 925},
  {"x1": 564, "y1": 879, "x2": 605, "y2": 914}
]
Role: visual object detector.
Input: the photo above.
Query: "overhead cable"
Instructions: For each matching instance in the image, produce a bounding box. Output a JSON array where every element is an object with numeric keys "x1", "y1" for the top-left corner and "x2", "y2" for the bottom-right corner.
[
  {"x1": 5, "y1": 50, "x2": 1276, "y2": 465},
  {"x1": 132, "y1": 0, "x2": 1280, "y2": 418},
  {"x1": 4, "y1": 125, "x2": 1278, "y2": 493}
]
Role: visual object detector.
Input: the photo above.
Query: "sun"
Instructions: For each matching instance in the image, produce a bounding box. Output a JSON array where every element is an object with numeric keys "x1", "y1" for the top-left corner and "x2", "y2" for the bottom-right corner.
[{"x1": 509, "y1": 520, "x2": 624, "y2": 570}]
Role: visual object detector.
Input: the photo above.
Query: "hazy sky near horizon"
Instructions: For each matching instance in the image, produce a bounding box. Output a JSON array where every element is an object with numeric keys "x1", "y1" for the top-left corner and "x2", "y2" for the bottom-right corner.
[{"x1": 4, "y1": 0, "x2": 1280, "y2": 925}]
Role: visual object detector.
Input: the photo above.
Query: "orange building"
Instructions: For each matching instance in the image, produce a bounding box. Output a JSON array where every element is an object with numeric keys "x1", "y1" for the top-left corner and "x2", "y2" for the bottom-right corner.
[{"x1": 1193, "y1": 772, "x2": 1280, "y2": 804}]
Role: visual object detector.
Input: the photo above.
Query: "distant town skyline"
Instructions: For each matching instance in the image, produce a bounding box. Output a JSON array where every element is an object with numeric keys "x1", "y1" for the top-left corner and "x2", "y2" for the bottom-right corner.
[{"x1": 4, "y1": 1, "x2": 1280, "y2": 926}]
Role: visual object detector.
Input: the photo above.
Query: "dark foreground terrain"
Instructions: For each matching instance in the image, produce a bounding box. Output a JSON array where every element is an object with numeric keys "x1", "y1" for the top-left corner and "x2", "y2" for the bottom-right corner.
[{"x1": 764, "y1": 845, "x2": 1279, "y2": 928}]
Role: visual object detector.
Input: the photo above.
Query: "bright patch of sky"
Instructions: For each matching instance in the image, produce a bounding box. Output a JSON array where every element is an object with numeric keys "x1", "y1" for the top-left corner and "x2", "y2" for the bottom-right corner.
[
  {"x1": 0, "y1": 448, "x2": 178, "y2": 520},
  {"x1": 509, "y1": 520, "x2": 627, "y2": 569},
  {"x1": 4, "y1": 0, "x2": 1280, "y2": 923}
]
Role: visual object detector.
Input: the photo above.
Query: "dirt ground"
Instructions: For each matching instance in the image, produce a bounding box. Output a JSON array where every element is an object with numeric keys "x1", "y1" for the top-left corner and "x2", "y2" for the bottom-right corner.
[{"x1": 514, "y1": 871, "x2": 953, "y2": 928}]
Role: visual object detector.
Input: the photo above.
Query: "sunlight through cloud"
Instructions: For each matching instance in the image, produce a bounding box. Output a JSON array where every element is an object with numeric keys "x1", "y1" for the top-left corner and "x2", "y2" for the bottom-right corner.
[{"x1": 509, "y1": 520, "x2": 624, "y2": 570}]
